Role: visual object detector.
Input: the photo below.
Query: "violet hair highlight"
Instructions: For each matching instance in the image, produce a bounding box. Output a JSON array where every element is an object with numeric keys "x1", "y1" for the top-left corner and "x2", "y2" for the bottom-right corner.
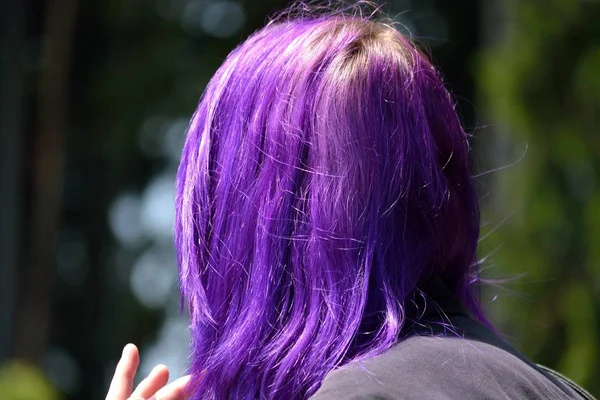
[{"x1": 175, "y1": 9, "x2": 489, "y2": 400}]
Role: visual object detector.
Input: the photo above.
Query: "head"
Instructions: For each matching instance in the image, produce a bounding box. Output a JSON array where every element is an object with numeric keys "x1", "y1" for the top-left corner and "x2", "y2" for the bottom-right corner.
[{"x1": 175, "y1": 8, "x2": 487, "y2": 400}]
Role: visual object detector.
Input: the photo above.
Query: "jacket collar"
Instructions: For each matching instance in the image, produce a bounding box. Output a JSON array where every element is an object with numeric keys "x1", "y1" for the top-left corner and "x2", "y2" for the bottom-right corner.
[{"x1": 403, "y1": 276, "x2": 471, "y2": 334}]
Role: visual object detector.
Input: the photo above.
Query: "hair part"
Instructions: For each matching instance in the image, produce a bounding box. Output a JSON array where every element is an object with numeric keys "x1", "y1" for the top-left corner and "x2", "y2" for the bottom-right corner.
[{"x1": 175, "y1": 6, "x2": 488, "y2": 399}]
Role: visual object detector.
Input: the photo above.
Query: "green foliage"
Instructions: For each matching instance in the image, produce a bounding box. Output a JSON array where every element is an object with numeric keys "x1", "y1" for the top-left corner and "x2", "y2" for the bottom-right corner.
[
  {"x1": 478, "y1": 0, "x2": 600, "y2": 396},
  {"x1": 0, "y1": 361, "x2": 60, "y2": 400}
]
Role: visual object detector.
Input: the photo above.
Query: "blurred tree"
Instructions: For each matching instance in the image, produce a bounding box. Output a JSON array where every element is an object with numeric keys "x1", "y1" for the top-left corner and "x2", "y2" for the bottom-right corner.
[
  {"x1": 13, "y1": 0, "x2": 79, "y2": 366},
  {"x1": 478, "y1": 0, "x2": 600, "y2": 396},
  {"x1": 0, "y1": 0, "x2": 27, "y2": 366}
]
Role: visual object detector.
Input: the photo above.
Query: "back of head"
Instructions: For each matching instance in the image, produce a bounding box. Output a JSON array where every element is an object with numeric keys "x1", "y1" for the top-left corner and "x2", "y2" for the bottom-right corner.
[{"x1": 175, "y1": 4, "x2": 486, "y2": 399}]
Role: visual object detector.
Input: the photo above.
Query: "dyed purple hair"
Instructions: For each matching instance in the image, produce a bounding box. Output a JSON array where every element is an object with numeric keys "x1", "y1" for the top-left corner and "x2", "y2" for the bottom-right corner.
[{"x1": 175, "y1": 8, "x2": 488, "y2": 399}]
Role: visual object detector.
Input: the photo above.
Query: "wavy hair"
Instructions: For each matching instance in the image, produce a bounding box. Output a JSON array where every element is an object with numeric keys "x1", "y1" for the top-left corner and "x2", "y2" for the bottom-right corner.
[{"x1": 175, "y1": 6, "x2": 489, "y2": 399}]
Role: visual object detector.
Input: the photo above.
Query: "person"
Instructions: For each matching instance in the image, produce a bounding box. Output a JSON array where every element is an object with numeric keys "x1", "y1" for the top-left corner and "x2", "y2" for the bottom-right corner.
[{"x1": 106, "y1": 4, "x2": 596, "y2": 400}]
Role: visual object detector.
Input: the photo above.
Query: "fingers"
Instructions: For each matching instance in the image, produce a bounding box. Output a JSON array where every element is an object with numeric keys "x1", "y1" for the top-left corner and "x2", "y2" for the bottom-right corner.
[
  {"x1": 148, "y1": 375, "x2": 192, "y2": 400},
  {"x1": 106, "y1": 344, "x2": 140, "y2": 400},
  {"x1": 106, "y1": 343, "x2": 183, "y2": 400},
  {"x1": 129, "y1": 364, "x2": 170, "y2": 400}
]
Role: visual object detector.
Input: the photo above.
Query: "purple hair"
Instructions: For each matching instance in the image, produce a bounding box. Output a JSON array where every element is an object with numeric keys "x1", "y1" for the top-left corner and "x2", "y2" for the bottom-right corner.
[{"x1": 175, "y1": 10, "x2": 488, "y2": 400}]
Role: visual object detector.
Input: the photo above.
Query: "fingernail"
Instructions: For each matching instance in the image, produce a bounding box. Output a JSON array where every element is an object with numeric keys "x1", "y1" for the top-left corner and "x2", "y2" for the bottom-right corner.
[{"x1": 122, "y1": 344, "x2": 133, "y2": 357}]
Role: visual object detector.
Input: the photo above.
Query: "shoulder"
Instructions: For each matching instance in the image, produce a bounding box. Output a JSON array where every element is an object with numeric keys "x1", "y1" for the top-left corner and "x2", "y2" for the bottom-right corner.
[
  {"x1": 310, "y1": 334, "x2": 578, "y2": 400},
  {"x1": 310, "y1": 335, "x2": 486, "y2": 400}
]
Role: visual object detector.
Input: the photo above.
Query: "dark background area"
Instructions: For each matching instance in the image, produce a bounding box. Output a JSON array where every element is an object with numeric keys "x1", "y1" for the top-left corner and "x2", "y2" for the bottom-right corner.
[{"x1": 1, "y1": 0, "x2": 599, "y2": 398}]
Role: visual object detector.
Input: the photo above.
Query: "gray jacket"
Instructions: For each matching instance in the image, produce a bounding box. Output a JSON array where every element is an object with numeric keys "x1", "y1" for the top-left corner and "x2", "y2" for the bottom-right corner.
[{"x1": 311, "y1": 280, "x2": 595, "y2": 400}]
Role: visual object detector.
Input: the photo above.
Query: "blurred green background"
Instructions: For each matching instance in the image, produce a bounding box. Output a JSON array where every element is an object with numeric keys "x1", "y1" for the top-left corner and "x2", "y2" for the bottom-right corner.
[{"x1": 0, "y1": 0, "x2": 598, "y2": 399}]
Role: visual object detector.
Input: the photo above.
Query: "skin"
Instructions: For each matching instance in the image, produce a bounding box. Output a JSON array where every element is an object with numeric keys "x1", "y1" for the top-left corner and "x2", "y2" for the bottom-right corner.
[{"x1": 106, "y1": 344, "x2": 191, "y2": 400}]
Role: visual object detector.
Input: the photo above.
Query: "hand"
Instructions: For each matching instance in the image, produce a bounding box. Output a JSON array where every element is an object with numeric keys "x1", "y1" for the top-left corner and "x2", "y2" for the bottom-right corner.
[{"x1": 106, "y1": 344, "x2": 191, "y2": 400}]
